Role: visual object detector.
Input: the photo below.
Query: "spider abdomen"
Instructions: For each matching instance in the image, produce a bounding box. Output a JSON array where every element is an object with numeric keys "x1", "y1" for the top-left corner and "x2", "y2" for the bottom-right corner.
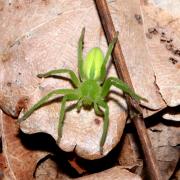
[{"x1": 83, "y1": 47, "x2": 104, "y2": 80}]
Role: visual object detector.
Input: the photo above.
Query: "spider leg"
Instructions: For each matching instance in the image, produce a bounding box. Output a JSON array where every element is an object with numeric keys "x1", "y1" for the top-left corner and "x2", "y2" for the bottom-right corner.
[
  {"x1": 57, "y1": 94, "x2": 79, "y2": 142},
  {"x1": 96, "y1": 99, "x2": 109, "y2": 154},
  {"x1": 18, "y1": 89, "x2": 76, "y2": 122},
  {"x1": 104, "y1": 32, "x2": 119, "y2": 65},
  {"x1": 76, "y1": 99, "x2": 83, "y2": 112},
  {"x1": 94, "y1": 103, "x2": 103, "y2": 116},
  {"x1": 78, "y1": 28, "x2": 85, "y2": 81},
  {"x1": 37, "y1": 69, "x2": 80, "y2": 87},
  {"x1": 100, "y1": 32, "x2": 119, "y2": 82},
  {"x1": 101, "y1": 77, "x2": 148, "y2": 102}
]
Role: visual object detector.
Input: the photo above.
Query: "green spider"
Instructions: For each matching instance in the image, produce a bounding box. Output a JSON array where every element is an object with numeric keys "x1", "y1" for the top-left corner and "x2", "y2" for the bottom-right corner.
[{"x1": 18, "y1": 28, "x2": 146, "y2": 153}]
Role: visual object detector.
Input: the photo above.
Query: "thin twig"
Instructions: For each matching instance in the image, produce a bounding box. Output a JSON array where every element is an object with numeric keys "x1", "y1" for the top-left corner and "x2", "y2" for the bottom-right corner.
[{"x1": 94, "y1": 0, "x2": 161, "y2": 179}]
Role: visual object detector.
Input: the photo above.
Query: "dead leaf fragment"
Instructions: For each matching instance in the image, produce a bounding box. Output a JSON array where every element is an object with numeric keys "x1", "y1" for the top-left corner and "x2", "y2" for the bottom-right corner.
[
  {"x1": 109, "y1": 0, "x2": 165, "y2": 111},
  {"x1": 76, "y1": 166, "x2": 142, "y2": 180},
  {"x1": 118, "y1": 134, "x2": 143, "y2": 176},
  {"x1": 148, "y1": 0, "x2": 180, "y2": 17},
  {"x1": 0, "y1": 111, "x2": 46, "y2": 180},
  {"x1": 163, "y1": 109, "x2": 180, "y2": 121},
  {"x1": 142, "y1": 3, "x2": 180, "y2": 107},
  {"x1": 148, "y1": 123, "x2": 179, "y2": 180},
  {"x1": 35, "y1": 158, "x2": 71, "y2": 180},
  {"x1": 0, "y1": 0, "x2": 127, "y2": 160},
  {"x1": 0, "y1": 91, "x2": 28, "y2": 118}
]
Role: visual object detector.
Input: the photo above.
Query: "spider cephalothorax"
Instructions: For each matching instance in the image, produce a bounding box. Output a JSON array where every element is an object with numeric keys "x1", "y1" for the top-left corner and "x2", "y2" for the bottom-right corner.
[{"x1": 18, "y1": 28, "x2": 146, "y2": 153}]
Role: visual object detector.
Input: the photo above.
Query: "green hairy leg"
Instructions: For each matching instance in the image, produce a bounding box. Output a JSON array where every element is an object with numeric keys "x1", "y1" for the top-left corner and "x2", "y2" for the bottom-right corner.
[
  {"x1": 77, "y1": 99, "x2": 83, "y2": 111},
  {"x1": 18, "y1": 89, "x2": 76, "y2": 122},
  {"x1": 37, "y1": 69, "x2": 80, "y2": 87},
  {"x1": 96, "y1": 99, "x2": 109, "y2": 154},
  {"x1": 101, "y1": 77, "x2": 148, "y2": 102},
  {"x1": 78, "y1": 28, "x2": 85, "y2": 81},
  {"x1": 57, "y1": 94, "x2": 79, "y2": 142},
  {"x1": 103, "y1": 32, "x2": 119, "y2": 65},
  {"x1": 94, "y1": 103, "x2": 103, "y2": 116},
  {"x1": 100, "y1": 32, "x2": 119, "y2": 82}
]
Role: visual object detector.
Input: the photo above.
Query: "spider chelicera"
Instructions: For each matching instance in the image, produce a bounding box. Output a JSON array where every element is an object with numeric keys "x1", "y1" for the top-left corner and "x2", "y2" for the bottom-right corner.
[{"x1": 18, "y1": 28, "x2": 146, "y2": 153}]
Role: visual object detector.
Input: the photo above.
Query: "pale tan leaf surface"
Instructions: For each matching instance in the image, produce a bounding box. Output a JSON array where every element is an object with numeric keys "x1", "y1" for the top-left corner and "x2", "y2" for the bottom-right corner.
[
  {"x1": 76, "y1": 166, "x2": 142, "y2": 180},
  {"x1": 148, "y1": 0, "x2": 180, "y2": 17},
  {"x1": 141, "y1": 3, "x2": 180, "y2": 107},
  {"x1": 137, "y1": 0, "x2": 180, "y2": 118},
  {"x1": 163, "y1": 113, "x2": 180, "y2": 121},
  {"x1": 149, "y1": 8, "x2": 180, "y2": 120},
  {"x1": 109, "y1": 0, "x2": 166, "y2": 110},
  {"x1": 163, "y1": 108, "x2": 180, "y2": 121}
]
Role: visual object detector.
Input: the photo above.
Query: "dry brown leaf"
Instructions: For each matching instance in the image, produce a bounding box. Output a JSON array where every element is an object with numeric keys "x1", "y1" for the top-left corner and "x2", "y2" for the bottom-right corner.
[
  {"x1": 118, "y1": 122, "x2": 179, "y2": 180},
  {"x1": 119, "y1": 134, "x2": 139, "y2": 166},
  {"x1": 0, "y1": 91, "x2": 28, "y2": 118},
  {"x1": 0, "y1": 0, "x2": 179, "y2": 178},
  {"x1": 76, "y1": 166, "x2": 142, "y2": 180},
  {"x1": 0, "y1": 0, "x2": 127, "y2": 160},
  {"x1": 35, "y1": 158, "x2": 71, "y2": 180},
  {"x1": 118, "y1": 134, "x2": 143, "y2": 176},
  {"x1": 148, "y1": 123, "x2": 179, "y2": 180},
  {"x1": 136, "y1": 0, "x2": 180, "y2": 116},
  {"x1": 109, "y1": 0, "x2": 165, "y2": 111},
  {"x1": 1, "y1": 0, "x2": 175, "y2": 162},
  {"x1": 148, "y1": 0, "x2": 180, "y2": 17},
  {"x1": 0, "y1": 153, "x2": 6, "y2": 179},
  {"x1": 173, "y1": 168, "x2": 180, "y2": 180},
  {"x1": 0, "y1": 111, "x2": 47, "y2": 180},
  {"x1": 141, "y1": 2, "x2": 180, "y2": 107}
]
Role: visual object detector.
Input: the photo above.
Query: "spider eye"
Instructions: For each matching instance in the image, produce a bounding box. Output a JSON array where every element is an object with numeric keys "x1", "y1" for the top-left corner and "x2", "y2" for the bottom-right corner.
[{"x1": 83, "y1": 47, "x2": 104, "y2": 80}]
